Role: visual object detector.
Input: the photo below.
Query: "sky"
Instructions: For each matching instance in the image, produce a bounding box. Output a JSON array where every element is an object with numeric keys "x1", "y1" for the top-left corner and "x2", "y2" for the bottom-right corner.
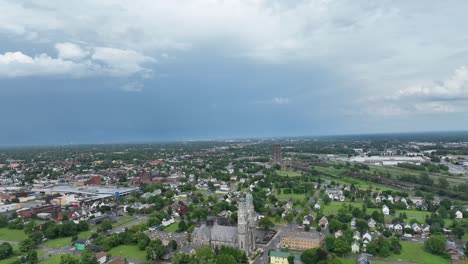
[{"x1": 1, "y1": 0, "x2": 468, "y2": 145}]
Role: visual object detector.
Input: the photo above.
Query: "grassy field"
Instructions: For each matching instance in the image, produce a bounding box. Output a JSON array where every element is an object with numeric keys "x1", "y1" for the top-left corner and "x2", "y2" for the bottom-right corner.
[
  {"x1": 321, "y1": 201, "x2": 381, "y2": 215},
  {"x1": 39, "y1": 254, "x2": 79, "y2": 264},
  {"x1": 396, "y1": 209, "x2": 429, "y2": 222},
  {"x1": 275, "y1": 189, "x2": 307, "y2": 201},
  {"x1": 43, "y1": 230, "x2": 94, "y2": 248},
  {"x1": 113, "y1": 216, "x2": 136, "y2": 228},
  {"x1": 162, "y1": 223, "x2": 178, "y2": 232},
  {"x1": 387, "y1": 241, "x2": 450, "y2": 264},
  {"x1": 275, "y1": 169, "x2": 302, "y2": 177},
  {"x1": 313, "y1": 166, "x2": 398, "y2": 192},
  {"x1": 0, "y1": 257, "x2": 21, "y2": 264},
  {"x1": 0, "y1": 228, "x2": 28, "y2": 242},
  {"x1": 109, "y1": 245, "x2": 146, "y2": 260}
]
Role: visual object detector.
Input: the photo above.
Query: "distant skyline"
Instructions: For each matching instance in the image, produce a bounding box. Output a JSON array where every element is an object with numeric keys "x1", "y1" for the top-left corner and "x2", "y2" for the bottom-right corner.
[{"x1": 1, "y1": 1, "x2": 468, "y2": 145}]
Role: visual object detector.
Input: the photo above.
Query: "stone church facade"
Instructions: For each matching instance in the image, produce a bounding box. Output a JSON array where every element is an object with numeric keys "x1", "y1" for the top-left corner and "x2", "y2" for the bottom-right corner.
[{"x1": 193, "y1": 193, "x2": 256, "y2": 255}]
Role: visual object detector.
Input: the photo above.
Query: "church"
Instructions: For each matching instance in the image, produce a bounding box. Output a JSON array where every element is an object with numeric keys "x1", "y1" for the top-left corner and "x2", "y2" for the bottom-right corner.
[{"x1": 192, "y1": 193, "x2": 257, "y2": 255}]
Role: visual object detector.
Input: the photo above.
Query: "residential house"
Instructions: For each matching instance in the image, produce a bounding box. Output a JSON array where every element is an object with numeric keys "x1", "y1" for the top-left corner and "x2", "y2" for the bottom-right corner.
[
  {"x1": 394, "y1": 223, "x2": 403, "y2": 233},
  {"x1": 382, "y1": 205, "x2": 390, "y2": 215},
  {"x1": 75, "y1": 238, "x2": 90, "y2": 251},
  {"x1": 387, "y1": 195, "x2": 394, "y2": 204},
  {"x1": 314, "y1": 203, "x2": 321, "y2": 210},
  {"x1": 455, "y1": 210, "x2": 463, "y2": 219},
  {"x1": 375, "y1": 196, "x2": 382, "y2": 203},
  {"x1": 302, "y1": 215, "x2": 314, "y2": 226},
  {"x1": 350, "y1": 218, "x2": 356, "y2": 229},
  {"x1": 335, "y1": 230, "x2": 343, "y2": 238},
  {"x1": 351, "y1": 240, "x2": 360, "y2": 253},
  {"x1": 162, "y1": 217, "x2": 175, "y2": 227},
  {"x1": 95, "y1": 251, "x2": 107, "y2": 264},
  {"x1": 412, "y1": 223, "x2": 421, "y2": 234},
  {"x1": 353, "y1": 231, "x2": 361, "y2": 241},
  {"x1": 368, "y1": 218, "x2": 376, "y2": 229},
  {"x1": 362, "y1": 232, "x2": 372, "y2": 243},
  {"x1": 319, "y1": 216, "x2": 328, "y2": 229}
]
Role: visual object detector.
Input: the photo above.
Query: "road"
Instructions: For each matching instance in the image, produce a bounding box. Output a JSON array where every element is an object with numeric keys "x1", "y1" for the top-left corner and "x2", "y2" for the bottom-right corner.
[{"x1": 109, "y1": 215, "x2": 148, "y2": 234}]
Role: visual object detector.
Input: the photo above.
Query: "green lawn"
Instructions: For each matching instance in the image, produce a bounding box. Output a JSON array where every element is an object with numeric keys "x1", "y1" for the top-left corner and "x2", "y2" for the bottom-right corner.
[
  {"x1": 321, "y1": 201, "x2": 379, "y2": 215},
  {"x1": 275, "y1": 169, "x2": 302, "y2": 177},
  {"x1": 113, "y1": 216, "x2": 136, "y2": 228},
  {"x1": 0, "y1": 228, "x2": 28, "y2": 242},
  {"x1": 275, "y1": 189, "x2": 307, "y2": 201},
  {"x1": 163, "y1": 223, "x2": 178, "y2": 232},
  {"x1": 0, "y1": 257, "x2": 21, "y2": 264},
  {"x1": 396, "y1": 209, "x2": 429, "y2": 222},
  {"x1": 43, "y1": 230, "x2": 94, "y2": 248},
  {"x1": 387, "y1": 241, "x2": 450, "y2": 264},
  {"x1": 336, "y1": 257, "x2": 356, "y2": 264},
  {"x1": 108, "y1": 245, "x2": 146, "y2": 260},
  {"x1": 39, "y1": 254, "x2": 79, "y2": 264}
]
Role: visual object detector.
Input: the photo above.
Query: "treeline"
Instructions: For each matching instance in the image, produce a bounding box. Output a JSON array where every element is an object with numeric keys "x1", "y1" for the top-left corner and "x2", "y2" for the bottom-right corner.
[
  {"x1": 397, "y1": 162, "x2": 448, "y2": 173},
  {"x1": 172, "y1": 245, "x2": 248, "y2": 264}
]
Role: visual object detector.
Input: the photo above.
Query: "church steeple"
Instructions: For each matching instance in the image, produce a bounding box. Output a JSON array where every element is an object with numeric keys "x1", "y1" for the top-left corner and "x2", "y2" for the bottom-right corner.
[{"x1": 237, "y1": 192, "x2": 256, "y2": 256}]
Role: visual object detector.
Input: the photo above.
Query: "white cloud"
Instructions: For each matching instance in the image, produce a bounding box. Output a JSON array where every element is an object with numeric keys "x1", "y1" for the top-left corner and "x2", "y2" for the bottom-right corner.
[
  {"x1": 0, "y1": 51, "x2": 94, "y2": 77},
  {"x1": 254, "y1": 97, "x2": 292, "y2": 105},
  {"x1": 0, "y1": 44, "x2": 155, "y2": 78},
  {"x1": 1, "y1": 0, "x2": 468, "y2": 105},
  {"x1": 361, "y1": 66, "x2": 468, "y2": 116},
  {"x1": 394, "y1": 66, "x2": 468, "y2": 100},
  {"x1": 55, "y1": 42, "x2": 89, "y2": 60},
  {"x1": 92, "y1": 47, "x2": 155, "y2": 76}
]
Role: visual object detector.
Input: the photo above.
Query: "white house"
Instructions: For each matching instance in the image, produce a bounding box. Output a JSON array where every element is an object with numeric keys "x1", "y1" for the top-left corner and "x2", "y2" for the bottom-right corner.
[
  {"x1": 368, "y1": 218, "x2": 377, "y2": 229},
  {"x1": 375, "y1": 196, "x2": 382, "y2": 203},
  {"x1": 404, "y1": 223, "x2": 412, "y2": 230},
  {"x1": 382, "y1": 205, "x2": 390, "y2": 215},
  {"x1": 387, "y1": 195, "x2": 394, "y2": 204},
  {"x1": 314, "y1": 203, "x2": 321, "y2": 210},
  {"x1": 353, "y1": 231, "x2": 361, "y2": 241},
  {"x1": 350, "y1": 218, "x2": 356, "y2": 229},
  {"x1": 412, "y1": 223, "x2": 421, "y2": 234},
  {"x1": 362, "y1": 232, "x2": 372, "y2": 242},
  {"x1": 351, "y1": 241, "x2": 360, "y2": 253},
  {"x1": 455, "y1": 210, "x2": 463, "y2": 219},
  {"x1": 95, "y1": 252, "x2": 107, "y2": 264},
  {"x1": 162, "y1": 217, "x2": 175, "y2": 227},
  {"x1": 335, "y1": 230, "x2": 343, "y2": 238},
  {"x1": 394, "y1": 224, "x2": 403, "y2": 233}
]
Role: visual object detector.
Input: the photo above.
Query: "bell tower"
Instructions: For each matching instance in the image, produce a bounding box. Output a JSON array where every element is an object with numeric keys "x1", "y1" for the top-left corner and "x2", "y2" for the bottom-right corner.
[{"x1": 237, "y1": 196, "x2": 248, "y2": 253}]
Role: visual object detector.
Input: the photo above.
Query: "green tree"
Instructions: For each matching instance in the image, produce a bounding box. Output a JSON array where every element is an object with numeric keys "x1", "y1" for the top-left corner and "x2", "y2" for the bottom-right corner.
[
  {"x1": 146, "y1": 239, "x2": 165, "y2": 261},
  {"x1": 100, "y1": 219, "x2": 113, "y2": 232},
  {"x1": 216, "y1": 254, "x2": 236, "y2": 264},
  {"x1": 258, "y1": 217, "x2": 274, "y2": 230},
  {"x1": 172, "y1": 252, "x2": 193, "y2": 264},
  {"x1": 0, "y1": 242, "x2": 13, "y2": 260},
  {"x1": 325, "y1": 235, "x2": 336, "y2": 252},
  {"x1": 287, "y1": 255, "x2": 295, "y2": 264},
  {"x1": 194, "y1": 246, "x2": 216, "y2": 264},
  {"x1": 19, "y1": 238, "x2": 36, "y2": 253},
  {"x1": 60, "y1": 255, "x2": 80, "y2": 264},
  {"x1": 301, "y1": 248, "x2": 328, "y2": 264},
  {"x1": 27, "y1": 250, "x2": 38, "y2": 264},
  {"x1": 168, "y1": 240, "x2": 178, "y2": 251},
  {"x1": 80, "y1": 249, "x2": 99, "y2": 264},
  {"x1": 334, "y1": 238, "x2": 350, "y2": 256},
  {"x1": 178, "y1": 220, "x2": 188, "y2": 232},
  {"x1": 424, "y1": 234, "x2": 447, "y2": 256}
]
